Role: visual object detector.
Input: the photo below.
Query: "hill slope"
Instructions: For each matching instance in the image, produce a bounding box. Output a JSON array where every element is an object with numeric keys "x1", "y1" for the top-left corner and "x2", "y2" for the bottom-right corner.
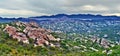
[{"x1": 0, "y1": 21, "x2": 120, "y2": 56}]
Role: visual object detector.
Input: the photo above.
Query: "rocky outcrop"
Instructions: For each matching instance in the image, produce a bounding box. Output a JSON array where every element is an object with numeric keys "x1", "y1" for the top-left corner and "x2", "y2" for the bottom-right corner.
[
  {"x1": 4, "y1": 21, "x2": 60, "y2": 47},
  {"x1": 90, "y1": 36, "x2": 114, "y2": 48},
  {"x1": 3, "y1": 25, "x2": 29, "y2": 44},
  {"x1": 3, "y1": 24, "x2": 17, "y2": 36}
]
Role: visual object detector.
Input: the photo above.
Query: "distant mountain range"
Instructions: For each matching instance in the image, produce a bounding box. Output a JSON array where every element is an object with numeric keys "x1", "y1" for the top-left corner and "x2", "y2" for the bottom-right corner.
[
  {"x1": 28, "y1": 14, "x2": 120, "y2": 21},
  {"x1": 30, "y1": 14, "x2": 119, "y2": 18},
  {"x1": 0, "y1": 14, "x2": 120, "y2": 21}
]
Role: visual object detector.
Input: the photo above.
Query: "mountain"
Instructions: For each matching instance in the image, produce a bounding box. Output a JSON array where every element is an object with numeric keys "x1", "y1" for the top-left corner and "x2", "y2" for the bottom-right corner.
[
  {"x1": 0, "y1": 14, "x2": 120, "y2": 23},
  {"x1": 29, "y1": 14, "x2": 120, "y2": 20}
]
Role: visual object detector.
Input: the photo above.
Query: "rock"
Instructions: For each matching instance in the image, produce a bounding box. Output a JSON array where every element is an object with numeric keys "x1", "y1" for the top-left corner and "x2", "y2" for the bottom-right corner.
[
  {"x1": 102, "y1": 50, "x2": 112, "y2": 55},
  {"x1": 29, "y1": 21, "x2": 39, "y2": 27},
  {"x1": 100, "y1": 38, "x2": 110, "y2": 48},
  {"x1": 3, "y1": 25, "x2": 17, "y2": 36},
  {"x1": 3, "y1": 21, "x2": 61, "y2": 47},
  {"x1": 73, "y1": 46, "x2": 80, "y2": 49},
  {"x1": 12, "y1": 32, "x2": 29, "y2": 44},
  {"x1": 90, "y1": 47, "x2": 98, "y2": 52},
  {"x1": 47, "y1": 34, "x2": 56, "y2": 41}
]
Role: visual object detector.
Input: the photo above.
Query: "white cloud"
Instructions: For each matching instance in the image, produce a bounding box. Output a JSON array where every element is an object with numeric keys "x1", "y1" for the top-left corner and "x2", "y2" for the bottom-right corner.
[
  {"x1": 62, "y1": 5, "x2": 109, "y2": 14},
  {"x1": 0, "y1": 8, "x2": 48, "y2": 17},
  {"x1": 103, "y1": 13, "x2": 120, "y2": 16},
  {"x1": 0, "y1": 0, "x2": 120, "y2": 17},
  {"x1": 80, "y1": 5, "x2": 109, "y2": 11}
]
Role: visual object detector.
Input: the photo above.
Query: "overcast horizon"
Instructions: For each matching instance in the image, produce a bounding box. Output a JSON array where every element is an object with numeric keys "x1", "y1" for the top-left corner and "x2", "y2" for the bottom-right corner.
[{"x1": 0, "y1": 0, "x2": 120, "y2": 17}]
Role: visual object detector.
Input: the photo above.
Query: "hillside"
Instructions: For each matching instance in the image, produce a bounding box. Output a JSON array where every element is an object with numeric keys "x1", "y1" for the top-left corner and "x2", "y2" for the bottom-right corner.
[{"x1": 0, "y1": 21, "x2": 120, "y2": 56}]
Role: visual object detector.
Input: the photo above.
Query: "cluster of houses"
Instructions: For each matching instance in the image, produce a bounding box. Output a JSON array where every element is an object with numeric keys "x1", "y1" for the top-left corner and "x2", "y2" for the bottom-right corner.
[{"x1": 3, "y1": 21, "x2": 60, "y2": 47}]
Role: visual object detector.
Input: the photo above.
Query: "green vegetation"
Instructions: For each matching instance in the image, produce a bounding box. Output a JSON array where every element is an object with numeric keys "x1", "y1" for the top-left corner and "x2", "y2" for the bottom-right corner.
[{"x1": 0, "y1": 22, "x2": 120, "y2": 56}]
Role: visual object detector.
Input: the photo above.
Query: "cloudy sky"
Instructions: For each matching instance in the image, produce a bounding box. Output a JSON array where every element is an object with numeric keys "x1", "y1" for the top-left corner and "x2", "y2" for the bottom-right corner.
[{"x1": 0, "y1": 0, "x2": 120, "y2": 17}]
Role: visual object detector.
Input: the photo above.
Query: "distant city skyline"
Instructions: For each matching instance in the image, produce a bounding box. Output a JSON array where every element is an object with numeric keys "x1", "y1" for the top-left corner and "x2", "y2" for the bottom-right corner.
[{"x1": 0, "y1": 0, "x2": 120, "y2": 17}]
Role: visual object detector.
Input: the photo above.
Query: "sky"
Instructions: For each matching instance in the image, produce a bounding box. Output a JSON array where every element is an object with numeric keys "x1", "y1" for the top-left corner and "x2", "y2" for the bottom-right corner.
[{"x1": 0, "y1": 0, "x2": 120, "y2": 17}]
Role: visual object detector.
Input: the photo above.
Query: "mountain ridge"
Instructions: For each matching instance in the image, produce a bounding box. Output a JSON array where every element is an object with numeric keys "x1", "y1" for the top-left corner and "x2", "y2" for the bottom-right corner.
[
  {"x1": 29, "y1": 14, "x2": 120, "y2": 19},
  {"x1": 0, "y1": 14, "x2": 120, "y2": 21}
]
